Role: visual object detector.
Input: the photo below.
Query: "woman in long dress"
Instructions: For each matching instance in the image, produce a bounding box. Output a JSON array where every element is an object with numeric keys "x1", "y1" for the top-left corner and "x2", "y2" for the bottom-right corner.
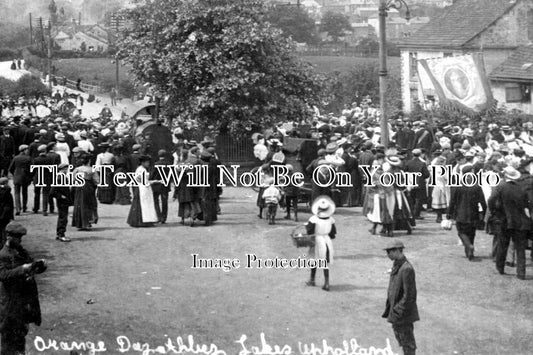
[
  {"x1": 72, "y1": 153, "x2": 99, "y2": 230},
  {"x1": 95, "y1": 142, "x2": 115, "y2": 204},
  {"x1": 127, "y1": 155, "x2": 158, "y2": 227},
  {"x1": 113, "y1": 144, "x2": 132, "y2": 205},
  {"x1": 431, "y1": 156, "x2": 450, "y2": 223}
]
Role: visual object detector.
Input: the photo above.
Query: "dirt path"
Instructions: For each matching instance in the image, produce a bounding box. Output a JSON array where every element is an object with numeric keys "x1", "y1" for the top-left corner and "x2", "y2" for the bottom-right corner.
[{"x1": 12, "y1": 187, "x2": 533, "y2": 355}]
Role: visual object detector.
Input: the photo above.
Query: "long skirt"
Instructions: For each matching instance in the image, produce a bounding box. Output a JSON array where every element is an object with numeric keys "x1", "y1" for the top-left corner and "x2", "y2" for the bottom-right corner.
[
  {"x1": 114, "y1": 169, "x2": 131, "y2": 205},
  {"x1": 72, "y1": 184, "x2": 98, "y2": 229},
  {"x1": 97, "y1": 171, "x2": 115, "y2": 204},
  {"x1": 366, "y1": 193, "x2": 393, "y2": 225},
  {"x1": 199, "y1": 198, "x2": 218, "y2": 225},
  {"x1": 127, "y1": 187, "x2": 154, "y2": 227},
  {"x1": 178, "y1": 200, "x2": 201, "y2": 219},
  {"x1": 393, "y1": 190, "x2": 416, "y2": 231}
]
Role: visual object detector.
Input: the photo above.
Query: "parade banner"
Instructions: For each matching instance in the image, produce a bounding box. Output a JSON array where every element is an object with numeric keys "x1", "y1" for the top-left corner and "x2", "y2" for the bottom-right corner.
[{"x1": 418, "y1": 53, "x2": 494, "y2": 114}]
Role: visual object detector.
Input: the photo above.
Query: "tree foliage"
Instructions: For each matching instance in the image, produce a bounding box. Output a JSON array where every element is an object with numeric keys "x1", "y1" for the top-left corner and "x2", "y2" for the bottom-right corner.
[
  {"x1": 0, "y1": 75, "x2": 50, "y2": 98},
  {"x1": 118, "y1": 0, "x2": 324, "y2": 135},
  {"x1": 323, "y1": 62, "x2": 402, "y2": 116},
  {"x1": 321, "y1": 11, "x2": 352, "y2": 42},
  {"x1": 265, "y1": 5, "x2": 318, "y2": 44}
]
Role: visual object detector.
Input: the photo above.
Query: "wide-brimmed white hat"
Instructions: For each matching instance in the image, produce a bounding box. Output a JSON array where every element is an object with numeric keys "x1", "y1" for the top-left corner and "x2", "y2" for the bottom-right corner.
[
  {"x1": 503, "y1": 166, "x2": 521, "y2": 180},
  {"x1": 311, "y1": 195, "x2": 336, "y2": 218},
  {"x1": 385, "y1": 156, "x2": 402, "y2": 166}
]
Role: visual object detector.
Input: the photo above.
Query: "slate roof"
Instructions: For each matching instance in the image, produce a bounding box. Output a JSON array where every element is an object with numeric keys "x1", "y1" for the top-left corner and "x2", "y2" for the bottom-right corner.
[
  {"x1": 490, "y1": 45, "x2": 533, "y2": 82},
  {"x1": 398, "y1": 0, "x2": 518, "y2": 49}
]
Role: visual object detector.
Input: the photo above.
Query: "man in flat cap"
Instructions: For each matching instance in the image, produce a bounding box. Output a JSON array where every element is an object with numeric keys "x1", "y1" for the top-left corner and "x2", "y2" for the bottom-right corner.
[
  {"x1": 8, "y1": 145, "x2": 32, "y2": 215},
  {"x1": 0, "y1": 222, "x2": 47, "y2": 354},
  {"x1": 382, "y1": 240, "x2": 419, "y2": 355}
]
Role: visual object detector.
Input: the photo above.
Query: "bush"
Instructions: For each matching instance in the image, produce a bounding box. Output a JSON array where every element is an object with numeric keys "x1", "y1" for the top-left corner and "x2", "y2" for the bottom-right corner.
[
  {"x1": 0, "y1": 48, "x2": 19, "y2": 62},
  {"x1": 13, "y1": 74, "x2": 50, "y2": 97},
  {"x1": 0, "y1": 78, "x2": 16, "y2": 96}
]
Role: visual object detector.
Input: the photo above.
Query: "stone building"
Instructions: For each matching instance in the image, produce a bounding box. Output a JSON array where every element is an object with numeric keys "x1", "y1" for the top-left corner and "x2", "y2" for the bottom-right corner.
[{"x1": 398, "y1": 0, "x2": 533, "y2": 114}]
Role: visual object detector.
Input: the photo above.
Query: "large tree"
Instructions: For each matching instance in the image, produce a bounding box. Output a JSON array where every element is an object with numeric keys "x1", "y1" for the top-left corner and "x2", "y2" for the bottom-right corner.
[
  {"x1": 118, "y1": 0, "x2": 324, "y2": 134},
  {"x1": 321, "y1": 11, "x2": 352, "y2": 42},
  {"x1": 266, "y1": 5, "x2": 319, "y2": 44}
]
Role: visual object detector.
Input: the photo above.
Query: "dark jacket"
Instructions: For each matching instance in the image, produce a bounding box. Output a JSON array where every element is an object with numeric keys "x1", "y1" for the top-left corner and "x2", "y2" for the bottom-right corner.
[
  {"x1": 396, "y1": 127, "x2": 415, "y2": 150},
  {"x1": 8, "y1": 154, "x2": 32, "y2": 186},
  {"x1": 405, "y1": 157, "x2": 430, "y2": 197},
  {"x1": 492, "y1": 180, "x2": 532, "y2": 231},
  {"x1": 382, "y1": 256, "x2": 419, "y2": 325},
  {"x1": 448, "y1": 185, "x2": 486, "y2": 224},
  {"x1": 0, "y1": 186, "x2": 14, "y2": 225},
  {"x1": 50, "y1": 184, "x2": 73, "y2": 206},
  {"x1": 32, "y1": 154, "x2": 55, "y2": 186},
  {"x1": 0, "y1": 244, "x2": 46, "y2": 330}
]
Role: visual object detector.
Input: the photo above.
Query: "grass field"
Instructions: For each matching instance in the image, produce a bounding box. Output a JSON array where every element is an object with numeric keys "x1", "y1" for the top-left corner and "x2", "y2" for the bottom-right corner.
[
  {"x1": 53, "y1": 57, "x2": 133, "y2": 86},
  {"x1": 52, "y1": 55, "x2": 401, "y2": 87}
]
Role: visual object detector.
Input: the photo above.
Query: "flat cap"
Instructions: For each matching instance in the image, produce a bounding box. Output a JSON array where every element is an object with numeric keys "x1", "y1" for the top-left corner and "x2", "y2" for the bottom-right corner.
[
  {"x1": 383, "y1": 240, "x2": 405, "y2": 251},
  {"x1": 0, "y1": 177, "x2": 8, "y2": 185},
  {"x1": 132, "y1": 144, "x2": 141, "y2": 151},
  {"x1": 19, "y1": 144, "x2": 29, "y2": 152},
  {"x1": 37, "y1": 144, "x2": 47, "y2": 152},
  {"x1": 5, "y1": 222, "x2": 27, "y2": 236}
]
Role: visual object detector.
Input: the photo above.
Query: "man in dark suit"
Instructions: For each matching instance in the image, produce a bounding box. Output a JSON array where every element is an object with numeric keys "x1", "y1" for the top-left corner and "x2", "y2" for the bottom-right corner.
[
  {"x1": 150, "y1": 149, "x2": 172, "y2": 224},
  {"x1": 447, "y1": 165, "x2": 487, "y2": 261},
  {"x1": 382, "y1": 240, "x2": 419, "y2": 355},
  {"x1": 49, "y1": 163, "x2": 73, "y2": 242},
  {"x1": 8, "y1": 145, "x2": 32, "y2": 215},
  {"x1": 0, "y1": 127, "x2": 15, "y2": 177},
  {"x1": 0, "y1": 222, "x2": 46, "y2": 354},
  {"x1": 396, "y1": 121, "x2": 415, "y2": 151},
  {"x1": 31, "y1": 145, "x2": 55, "y2": 216},
  {"x1": 414, "y1": 121, "x2": 433, "y2": 153},
  {"x1": 404, "y1": 149, "x2": 430, "y2": 219},
  {"x1": 492, "y1": 167, "x2": 532, "y2": 279}
]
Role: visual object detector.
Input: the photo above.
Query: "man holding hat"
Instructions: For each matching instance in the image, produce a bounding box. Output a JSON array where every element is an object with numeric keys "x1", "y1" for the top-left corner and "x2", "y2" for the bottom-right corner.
[
  {"x1": 0, "y1": 222, "x2": 47, "y2": 354},
  {"x1": 382, "y1": 240, "x2": 419, "y2": 355},
  {"x1": 8, "y1": 145, "x2": 32, "y2": 215}
]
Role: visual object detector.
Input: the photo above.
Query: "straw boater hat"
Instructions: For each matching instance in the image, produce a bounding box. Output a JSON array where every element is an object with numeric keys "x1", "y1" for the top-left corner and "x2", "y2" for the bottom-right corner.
[
  {"x1": 503, "y1": 166, "x2": 521, "y2": 181},
  {"x1": 325, "y1": 142, "x2": 338, "y2": 154},
  {"x1": 385, "y1": 156, "x2": 402, "y2": 166},
  {"x1": 311, "y1": 195, "x2": 336, "y2": 218}
]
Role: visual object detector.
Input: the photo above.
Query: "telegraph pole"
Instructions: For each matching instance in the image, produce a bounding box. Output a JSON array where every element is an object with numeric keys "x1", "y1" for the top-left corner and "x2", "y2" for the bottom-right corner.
[
  {"x1": 29, "y1": 13, "x2": 33, "y2": 45},
  {"x1": 47, "y1": 19, "x2": 53, "y2": 90}
]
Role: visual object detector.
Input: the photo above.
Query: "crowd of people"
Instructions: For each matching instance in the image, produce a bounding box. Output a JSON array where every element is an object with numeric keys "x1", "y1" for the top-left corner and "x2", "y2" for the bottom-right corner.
[
  {"x1": 253, "y1": 101, "x2": 533, "y2": 281},
  {"x1": 0, "y1": 93, "x2": 225, "y2": 245}
]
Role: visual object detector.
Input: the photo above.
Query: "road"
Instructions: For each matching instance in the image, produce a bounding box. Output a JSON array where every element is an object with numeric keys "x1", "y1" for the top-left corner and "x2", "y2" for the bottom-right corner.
[{"x1": 9, "y1": 186, "x2": 532, "y2": 355}]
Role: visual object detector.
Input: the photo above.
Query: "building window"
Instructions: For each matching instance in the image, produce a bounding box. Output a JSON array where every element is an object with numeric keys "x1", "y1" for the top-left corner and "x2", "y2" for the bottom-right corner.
[
  {"x1": 443, "y1": 52, "x2": 453, "y2": 57},
  {"x1": 505, "y1": 83, "x2": 531, "y2": 103}
]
